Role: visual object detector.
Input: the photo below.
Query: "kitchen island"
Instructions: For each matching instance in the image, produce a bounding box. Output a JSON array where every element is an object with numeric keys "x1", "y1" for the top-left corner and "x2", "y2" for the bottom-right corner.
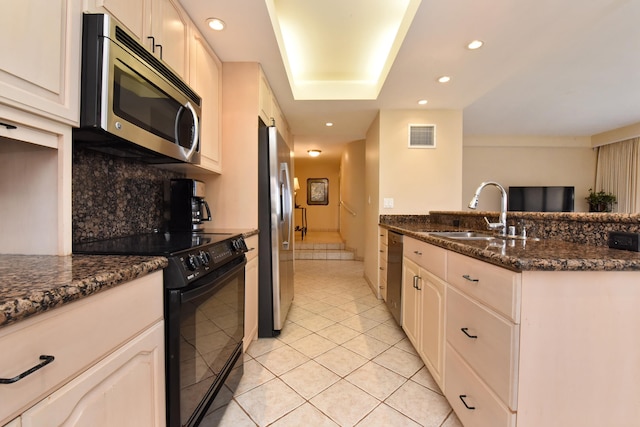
[{"x1": 380, "y1": 213, "x2": 640, "y2": 427}]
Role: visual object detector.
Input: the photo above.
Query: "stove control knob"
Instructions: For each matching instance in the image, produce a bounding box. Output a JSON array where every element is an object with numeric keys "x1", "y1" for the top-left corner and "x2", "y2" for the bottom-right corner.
[
  {"x1": 186, "y1": 254, "x2": 199, "y2": 271},
  {"x1": 199, "y1": 250, "x2": 211, "y2": 265}
]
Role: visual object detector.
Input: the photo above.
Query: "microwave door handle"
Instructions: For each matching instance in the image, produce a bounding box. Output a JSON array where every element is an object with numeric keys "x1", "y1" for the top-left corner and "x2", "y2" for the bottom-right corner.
[
  {"x1": 202, "y1": 200, "x2": 212, "y2": 221},
  {"x1": 174, "y1": 101, "x2": 200, "y2": 161}
]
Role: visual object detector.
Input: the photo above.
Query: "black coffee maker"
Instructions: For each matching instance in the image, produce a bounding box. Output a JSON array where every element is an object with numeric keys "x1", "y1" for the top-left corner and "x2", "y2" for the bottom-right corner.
[{"x1": 168, "y1": 179, "x2": 211, "y2": 232}]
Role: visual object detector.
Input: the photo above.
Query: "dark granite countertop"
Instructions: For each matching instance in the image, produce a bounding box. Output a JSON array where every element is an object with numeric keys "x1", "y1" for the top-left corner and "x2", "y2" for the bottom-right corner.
[
  {"x1": 0, "y1": 255, "x2": 167, "y2": 328},
  {"x1": 381, "y1": 221, "x2": 640, "y2": 272}
]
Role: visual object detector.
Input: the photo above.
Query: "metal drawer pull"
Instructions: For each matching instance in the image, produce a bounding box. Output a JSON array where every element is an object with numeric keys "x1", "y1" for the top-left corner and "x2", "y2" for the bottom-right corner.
[
  {"x1": 0, "y1": 355, "x2": 55, "y2": 384},
  {"x1": 461, "y1": 327, "x2": 478, "y2": 339},
  {"x1": 0, "y1": 122, "x2": 17, "y2": 129},
  {"x1": 459, "y1": 395, "x2": 476, "y2": 410},
  {"x1": 414, "y1": 250, "x2": 422, "y2": 255},
  {"x1": 462, "y1": 274, "x2": 479, "y2": 282},
  {"x1": 413, "y1": 275, "x2": 422, "y2": 290}
]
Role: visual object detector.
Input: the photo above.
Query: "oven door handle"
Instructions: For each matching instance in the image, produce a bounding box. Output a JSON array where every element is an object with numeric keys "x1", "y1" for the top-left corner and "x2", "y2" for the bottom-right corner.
[{"x1": 181, "y1": 258, "x2": 246, "y2": 304}]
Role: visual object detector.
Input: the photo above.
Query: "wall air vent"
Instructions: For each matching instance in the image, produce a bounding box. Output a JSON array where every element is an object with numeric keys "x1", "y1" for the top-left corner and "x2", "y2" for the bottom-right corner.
[{"x1": 408, "y1": 124, "x2": 436, "y2": 148}]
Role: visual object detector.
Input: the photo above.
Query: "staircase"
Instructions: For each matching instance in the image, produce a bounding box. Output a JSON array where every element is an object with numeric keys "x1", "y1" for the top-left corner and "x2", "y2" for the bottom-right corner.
[{"x1": 294, "y1": 231, "x2": 355, "y2": 260}]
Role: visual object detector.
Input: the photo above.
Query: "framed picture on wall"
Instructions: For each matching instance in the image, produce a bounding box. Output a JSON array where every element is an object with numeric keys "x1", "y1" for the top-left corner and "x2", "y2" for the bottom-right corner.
[{"x1": 307, "y1": 178, "x2": 329, "y2": 205}]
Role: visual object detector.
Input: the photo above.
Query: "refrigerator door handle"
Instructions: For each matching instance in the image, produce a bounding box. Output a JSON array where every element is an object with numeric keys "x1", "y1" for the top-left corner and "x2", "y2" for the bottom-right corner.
[{"x1": 280, "y1": 162, "x2": 292, "y2": 250}]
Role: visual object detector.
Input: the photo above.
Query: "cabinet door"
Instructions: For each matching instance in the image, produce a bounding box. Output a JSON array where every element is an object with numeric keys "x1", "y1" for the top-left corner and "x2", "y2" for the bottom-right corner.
[
  {"x1": 419, "y1": 270, "x2": 446, "y2": 388},
  {"x1": 150, "y1": 0, "x2": 189, "y2": 78},
  {"x1": 244, "y1": 255, "x2": 259, "y2": 351},
  {"x1": 190, "y1": 28, "x2": 222, "y2": 173},
  {"x1": 21, "y1": 322, "x2": 165, "y2": 427},
  {"x1": 0, "y1": 0, "x2": 80, "y2": 124},
  {"x1": 401, "y1": 257, "x2": 420, "y2": 348},
  {"x1": 258, "y1": 71, "x2": 273, "y2": 123},
  {"x1": 84, "y1": 0, "x2": 147, "y2": 40}
]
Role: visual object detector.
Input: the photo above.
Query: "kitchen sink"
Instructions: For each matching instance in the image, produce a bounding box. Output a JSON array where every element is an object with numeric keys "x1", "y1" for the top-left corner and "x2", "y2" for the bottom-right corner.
[
  {"x1": 420, "y1": 231, "x2": 541, "y2": 242},
  {"x1": 425, "y1": 231, "x2": 497, "y2": 240}
]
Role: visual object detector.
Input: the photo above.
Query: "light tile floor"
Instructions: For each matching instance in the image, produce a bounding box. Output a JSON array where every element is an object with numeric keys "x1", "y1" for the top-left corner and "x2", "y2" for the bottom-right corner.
[{"x1": 205, "y1": 260, "x2": 463, "y2": 427}]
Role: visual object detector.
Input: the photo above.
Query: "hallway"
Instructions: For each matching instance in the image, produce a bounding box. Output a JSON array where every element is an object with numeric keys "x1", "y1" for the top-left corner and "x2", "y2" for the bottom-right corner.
[{"x1": 206, "y1": 259, "x2": 462, "y2": 426}]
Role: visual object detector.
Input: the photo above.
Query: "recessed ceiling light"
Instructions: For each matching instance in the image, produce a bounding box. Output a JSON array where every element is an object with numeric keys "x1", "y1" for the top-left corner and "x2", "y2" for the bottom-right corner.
[
  {"x1": 437, "y1": 76, "x2": 451, "y2": 83},
  {"x1": 206, "y1": 18, "x2": 225, "y2": 31},
  {"x1": 467, "y1": 40, "x2": 484, "y2": 50},
  {"x1": 325, "y1": 122, "x2": 333, "y2": 127},
  {"x1": 307, "y1": 149, "x2": 322, "y2": 157},
  {"x1": 417, "y1": 99, "x2": 428, "y2": 105}
]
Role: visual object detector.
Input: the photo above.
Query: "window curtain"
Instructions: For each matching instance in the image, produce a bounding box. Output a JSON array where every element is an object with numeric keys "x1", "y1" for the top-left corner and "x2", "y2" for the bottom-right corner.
[{"x1": 595, "y1": 137, "x2": 640, "y2": 213}]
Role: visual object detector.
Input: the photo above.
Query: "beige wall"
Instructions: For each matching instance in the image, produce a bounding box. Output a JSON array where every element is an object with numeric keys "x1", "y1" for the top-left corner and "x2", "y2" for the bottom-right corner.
[
  {"x1": 463, "y1": 135, "x2": 597, "y2": 212},
  {"x1": 340, "y1": 139, "x2": 366, "y2": 259},
  {"x1": 294, "y1": 157, "x2": 341, "y2": 232},
  {"x1": 193, "y1": 62, "x2": 260, "y2": 229},
  {"x1": 364, "y1": 109, "x2": 463, "y2": 289},
  {"x1": 364, "y1": 114, "x2": 381, "y2": 292},
  {"x1": 378, "y1": 110, "x2": 464, "y2": 213}
]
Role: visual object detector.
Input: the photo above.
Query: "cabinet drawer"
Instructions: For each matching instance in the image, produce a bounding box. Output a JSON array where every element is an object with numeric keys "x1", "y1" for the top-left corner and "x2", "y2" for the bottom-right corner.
[
  {"x1": 403, "y1": 237, "x2": 446, "y2": 280},
  {"x1": 379, "y1": 228, "x2": 388, "y2": 246},
  {"x1": 447, "y1": 252, "x2": 521, "y2": 322},
  {"x1": 0, "y1": 272, "x2": 163, "y2": 424},
  {"x1": 445, "y1": 344, "x2": 516, "y2": 427},
  {"x1": 447, "y1": 286, "x2": 519, "y2": 409},
  {"x1": 245, "y1": 234, "x2": 259, "y2": 262},
  {"x1": 379, "y1": 242, "x2": 388, "y2": 260}
]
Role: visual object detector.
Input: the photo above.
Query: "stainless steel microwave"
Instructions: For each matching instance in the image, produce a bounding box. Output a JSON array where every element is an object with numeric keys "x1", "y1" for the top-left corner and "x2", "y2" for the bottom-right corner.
[{"x1": 74, "y1": 14, "x2": 201, "y2": 164}]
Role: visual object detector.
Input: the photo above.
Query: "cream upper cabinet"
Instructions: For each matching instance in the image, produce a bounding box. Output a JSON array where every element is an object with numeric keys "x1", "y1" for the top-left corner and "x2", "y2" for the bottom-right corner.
[
  {"x1": 83, "y1": 0, "x2": 148, "y2": 39},
  {"x1": 402, "y1": 238, "x2": 447, "y2": 390},
  {"x1": 0, "y1": 0, "x2": 81, "y2": 125},
  {"x1": 84, "y1": 0, "x2": 189, "y2": 79},
  {"x1": 258, "y1": 72, "x2": 273, "y2": 125},
  {"x1": 189, "y1": 27, "x2": 222, "y2": 174},
  {"x1": 149, "y1": 0, "x2": 189, "y2": 78}
]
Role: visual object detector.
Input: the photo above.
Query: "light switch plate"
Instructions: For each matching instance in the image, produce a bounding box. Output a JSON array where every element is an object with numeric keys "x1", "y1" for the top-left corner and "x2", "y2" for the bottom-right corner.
[{"x1": 383, "y1": 198, "x2": 394, "y2": 208}]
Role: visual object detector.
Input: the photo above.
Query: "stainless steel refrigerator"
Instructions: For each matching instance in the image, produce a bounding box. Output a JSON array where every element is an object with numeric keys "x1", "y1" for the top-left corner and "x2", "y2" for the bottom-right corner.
[{"x1": 258, "y1": 118, "x2": 294, "y2": 337}]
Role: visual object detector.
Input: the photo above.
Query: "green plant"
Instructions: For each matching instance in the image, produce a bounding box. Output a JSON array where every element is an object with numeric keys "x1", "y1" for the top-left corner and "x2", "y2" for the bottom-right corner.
[{"x1": 585, "y1": 188, "x2": 617, "y2": 212}]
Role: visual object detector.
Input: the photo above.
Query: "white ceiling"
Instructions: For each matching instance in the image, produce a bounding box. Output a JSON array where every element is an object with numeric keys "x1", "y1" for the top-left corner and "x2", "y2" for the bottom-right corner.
[{"x1": 180, "y1": 0, "x2": 640, "y2": 159}]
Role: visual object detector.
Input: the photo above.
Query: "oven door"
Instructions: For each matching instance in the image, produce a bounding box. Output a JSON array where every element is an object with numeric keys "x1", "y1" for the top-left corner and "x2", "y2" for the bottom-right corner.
[{"x1": 165, "y1": 256, "x2": 246, "y2": 427}]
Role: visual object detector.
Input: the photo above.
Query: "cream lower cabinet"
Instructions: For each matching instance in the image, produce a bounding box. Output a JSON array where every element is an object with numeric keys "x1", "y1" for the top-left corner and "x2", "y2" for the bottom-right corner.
[
  {"x1": 379, "y1": 227, "x2": 388, "y2": 301},
  {"x1": 20, "y1": 322, "x2": 164, "y2": 427},
  {"x1": 0, "y1": 272, "x2": 165, "y2": 426},
  {"x1": 244, "y1": 235, "x2": 259, "y2": 351},
  {"x1": 402, "y1": 237, "x2": 447, "y2": 390},
  {"x1": 444, "y1": 250, "x2": 640, "y2": 426}
]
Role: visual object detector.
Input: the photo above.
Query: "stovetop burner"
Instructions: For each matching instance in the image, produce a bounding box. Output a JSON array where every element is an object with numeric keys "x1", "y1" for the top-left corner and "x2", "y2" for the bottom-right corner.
[
  {"x1": 73, "y1": 231, "x2": 237, "y2": 256},
  {"x1": 73, "y1": 231, "x2": 248, "y2": 289}
]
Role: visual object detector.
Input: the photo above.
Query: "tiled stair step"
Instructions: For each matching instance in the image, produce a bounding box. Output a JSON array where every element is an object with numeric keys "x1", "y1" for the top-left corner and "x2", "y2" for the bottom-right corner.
[
  {"x1": 296, "y1": 242, "x2": 345, "y2": 250},
  {"x1": 295, "y1": 249, "x2": 355, "y2": 260}
]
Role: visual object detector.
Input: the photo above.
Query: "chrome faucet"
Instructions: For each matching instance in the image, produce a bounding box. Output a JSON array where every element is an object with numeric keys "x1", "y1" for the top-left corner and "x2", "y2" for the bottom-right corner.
[{"x1": 468, "y1": 181, "x2": 508, "y2": 236}]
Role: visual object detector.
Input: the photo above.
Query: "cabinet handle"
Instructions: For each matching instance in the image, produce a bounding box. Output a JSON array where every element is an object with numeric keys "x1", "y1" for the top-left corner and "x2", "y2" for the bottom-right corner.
[
  {"x1": 0, "y1": 355, "x2": 55, "y2": 384},
  {"x1": 462, "y1": 274, "x2": 479, "y2": 283},
  {"x1": 413, "y1": 275, "x2": 422, "y2": 290},
  {"x1": 147, "y1": 36, "x2": 156, "y2": 53},
  {"x1": 461, "y1": 327, "x2": 478, "y2": 339},
  {"x1": 459, "y1": 395, "x2": 476, "y2": 410},
  {"x1": 414, "y1": 250, "x2": 422, "y2": 255},
  {"x1": 380, "y1": 267, "x2": 385, "y2": 271},
  {"x1": 155, "y1": 44, "x2": 163, "y2": 59},
  {"x1": 0, "y1": 121, "x2": 17, "y2": 130}
]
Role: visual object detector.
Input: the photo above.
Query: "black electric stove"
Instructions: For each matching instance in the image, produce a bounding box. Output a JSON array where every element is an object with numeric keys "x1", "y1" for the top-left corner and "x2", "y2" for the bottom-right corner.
[
  {"x1": 74, "y1": 231, "x2": 248, "y2": 426},
  {"x1": 73, "y1": 231, "x2": 247, "y2": 289}
]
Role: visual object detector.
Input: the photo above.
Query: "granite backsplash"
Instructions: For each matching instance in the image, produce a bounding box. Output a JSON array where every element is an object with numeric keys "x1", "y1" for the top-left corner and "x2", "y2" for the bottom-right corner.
[
  {"x1": 381, "y1": 211, "x2": 640, "y2": 247},
  {"x1": 72, "y1": 147, "x2": 184, "y2": 243}
]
